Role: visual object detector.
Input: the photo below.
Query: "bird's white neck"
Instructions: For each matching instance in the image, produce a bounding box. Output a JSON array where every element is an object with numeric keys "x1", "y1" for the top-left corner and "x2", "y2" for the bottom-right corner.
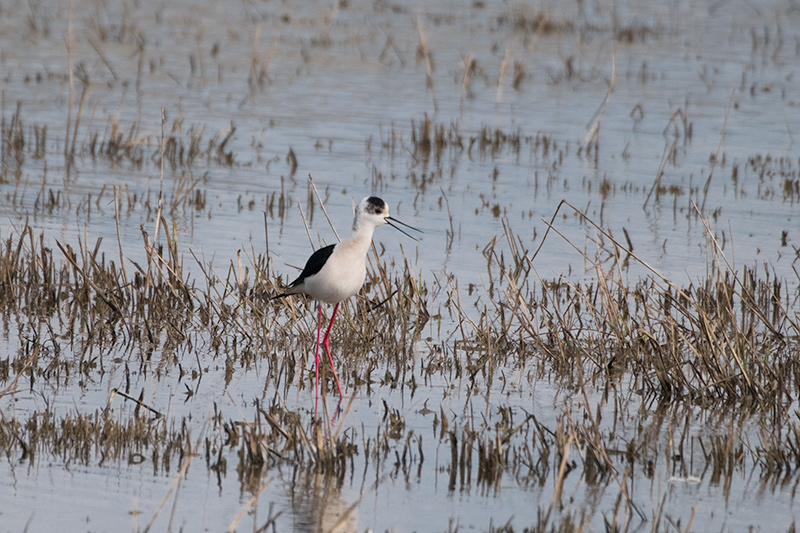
[
  {"x1": 345, "y1": 214, "x2": 380, "y2": 256},
  {"x1": 348, "y1": 222, "x2": 376, "y2": 248}
]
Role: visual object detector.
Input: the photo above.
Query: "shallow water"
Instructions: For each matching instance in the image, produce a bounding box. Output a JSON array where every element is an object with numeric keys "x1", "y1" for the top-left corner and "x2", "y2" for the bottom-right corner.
[{"x1": 1, "y1": 0, "x2": 799, "y2": 531}]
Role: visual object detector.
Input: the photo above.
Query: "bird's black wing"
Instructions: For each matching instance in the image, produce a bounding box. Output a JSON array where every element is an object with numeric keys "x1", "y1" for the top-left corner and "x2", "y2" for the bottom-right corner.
[{"x1": 289, "y1": 243, "x2": 336, "y2": 287}]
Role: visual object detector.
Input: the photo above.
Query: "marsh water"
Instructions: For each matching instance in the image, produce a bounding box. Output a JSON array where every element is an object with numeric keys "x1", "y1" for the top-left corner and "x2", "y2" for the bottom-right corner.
[{"x1": 1, "y1": 0, "x2": 799, "y2": 531}]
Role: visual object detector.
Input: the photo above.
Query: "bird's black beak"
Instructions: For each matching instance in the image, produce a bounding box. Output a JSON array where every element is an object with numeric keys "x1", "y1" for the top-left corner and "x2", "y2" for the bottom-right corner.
[{"x1": 386, "y1": 216, "x2": 423, "y2": 241}]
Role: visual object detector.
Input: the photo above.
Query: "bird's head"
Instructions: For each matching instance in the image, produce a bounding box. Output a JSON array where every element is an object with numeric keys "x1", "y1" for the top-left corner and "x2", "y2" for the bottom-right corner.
[{"x1": 355, "y1": 197, "x2": 422, "y2": 240}]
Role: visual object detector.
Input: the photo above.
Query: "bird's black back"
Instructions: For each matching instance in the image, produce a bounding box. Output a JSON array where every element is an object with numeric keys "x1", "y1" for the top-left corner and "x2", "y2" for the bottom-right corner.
[{"x1": 289, "y1": 243, "x2": 336, "y2": 287}]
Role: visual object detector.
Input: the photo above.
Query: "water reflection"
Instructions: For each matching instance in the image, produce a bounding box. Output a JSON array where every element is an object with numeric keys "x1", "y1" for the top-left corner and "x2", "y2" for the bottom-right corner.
[{"x1": 285, "y1": 468, "x2": 358, "y2": 533}]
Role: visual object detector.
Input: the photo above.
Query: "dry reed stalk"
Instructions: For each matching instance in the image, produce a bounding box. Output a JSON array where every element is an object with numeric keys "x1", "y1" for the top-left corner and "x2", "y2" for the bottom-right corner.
[
  {"x1": 461, "y1": 52, "x2": 475, "y2": 97},
  {"x1": 416, "y1": 15, "x2": 438, "y2": 110},
  {"x1": 644, "y1": 139, "x2": 678, "y2": 209},
  {"x1": 701, "y1": 90, "x2": 736, "y2": 211},
  {"x1": 109, "y1": 388, "x2": 163, "y2": 418},
  {"x1": 143, "y1": 438, "x2": 198, "y2": 533},
  {"x1": 584, "y1": 51, "x2": 617, "y2": 145},
  {"x1": 64, "y1": 0, "x2": 74, "y2": 163},
  {"x1": 69, "y1": 80, "x2": 90, "y2": 160},
  {"x1": 113, "y1": 186, "x2": 129, "y2": 285},
  {"x1": 141, "y1": 105, "x2": 168, "y2": 292},
  {"x1": 496, "y1": 49, "x2": 511, "y2": 103},
  {"x1": 226, "y1": 480, "x2": 271, "y2": 532},
  {"x1": 308, "y1": 175, "x2": 340, "y2": 242},
  {"x1": 548, "y1": 431, "x2": 574, "y2": 513},
  {"x1": 295, "y1": 197, "x2": 315, "y2": 250}
]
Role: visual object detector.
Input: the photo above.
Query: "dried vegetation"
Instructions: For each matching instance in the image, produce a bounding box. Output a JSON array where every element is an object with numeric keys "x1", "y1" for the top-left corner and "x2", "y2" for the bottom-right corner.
[
  {"x1": 0, "y1": 171, "x2": 797, "y2": 530},
  {"x1": 2, "y1": 5, "x2": 800, "y2": 524}
]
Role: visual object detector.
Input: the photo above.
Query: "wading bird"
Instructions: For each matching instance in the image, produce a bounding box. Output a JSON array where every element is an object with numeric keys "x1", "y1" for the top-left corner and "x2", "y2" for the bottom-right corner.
[{"x1": 272, "y1": 197, "x2": 421, "y2": 412}]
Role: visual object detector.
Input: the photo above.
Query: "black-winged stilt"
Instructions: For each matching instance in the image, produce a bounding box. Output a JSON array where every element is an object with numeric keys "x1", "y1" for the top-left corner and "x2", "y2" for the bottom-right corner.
[{"x1": 272, "y1": 196, "x2": 421, "y2": 412}]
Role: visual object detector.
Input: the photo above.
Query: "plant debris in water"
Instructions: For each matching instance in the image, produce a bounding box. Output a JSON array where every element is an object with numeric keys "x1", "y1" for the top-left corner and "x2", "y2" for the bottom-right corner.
[
  {"x1": 0, "y1": 192, "x2": 798, "y2": 530},
  {"x1": 1, "y1": 0, "x2": 800, "y2": 531}
]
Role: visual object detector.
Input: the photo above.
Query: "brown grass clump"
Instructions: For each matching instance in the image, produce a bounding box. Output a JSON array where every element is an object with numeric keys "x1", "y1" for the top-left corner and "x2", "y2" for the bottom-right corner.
[
  {"x1": 0, "y1": 190, "x2": 798, "y2": 531},
  {"x1": 452, "y1": 200, "x2": 799, "y2": 410}
]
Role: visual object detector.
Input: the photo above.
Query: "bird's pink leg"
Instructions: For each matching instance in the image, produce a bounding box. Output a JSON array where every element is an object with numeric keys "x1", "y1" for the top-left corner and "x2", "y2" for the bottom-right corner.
[
  {"x1": 314, "y1": 303, "x2": 323, "y2": 414},
  {"x1": 322, "y1": 302, "x2": 345, "y2": 399}
]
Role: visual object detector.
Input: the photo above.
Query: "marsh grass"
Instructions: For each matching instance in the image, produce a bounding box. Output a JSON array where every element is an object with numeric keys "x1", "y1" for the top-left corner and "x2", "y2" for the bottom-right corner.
[
  {"x1": 1, "y1": 0, "x2": 799, "y2": 529},
  {"x1": 0, "y1": 104, "x2": 798, "y2": 529},
  {"x1": 2, "y1": 104, "x2": 239, "y2": 173},
  {"x1": 455, "y1": 199, "x2": 799, "y2": 406},
  {"x1": 0, "y1": 187, "x2": 797, "y2": 531}
]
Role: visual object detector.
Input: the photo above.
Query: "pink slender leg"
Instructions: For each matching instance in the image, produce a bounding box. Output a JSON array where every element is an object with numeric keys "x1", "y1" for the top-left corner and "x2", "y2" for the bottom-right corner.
[
  {"x1": 314, "y1": 303, "x2": 323, "y2": 414},
  {"x1": 322, "y1": 303, "x2": 345, "y2": 399}
]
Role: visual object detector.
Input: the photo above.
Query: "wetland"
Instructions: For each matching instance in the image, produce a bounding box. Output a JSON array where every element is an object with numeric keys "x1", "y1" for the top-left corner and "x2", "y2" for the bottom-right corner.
[{"x1": 0, "y1": 0, "x2": 799, "y2": 531}]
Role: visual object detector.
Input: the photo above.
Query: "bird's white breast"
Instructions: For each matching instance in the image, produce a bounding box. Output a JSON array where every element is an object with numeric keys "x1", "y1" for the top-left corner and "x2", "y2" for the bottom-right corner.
[{"x1": 303, "y1": 240, "x2": 368, "y2": 304}]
